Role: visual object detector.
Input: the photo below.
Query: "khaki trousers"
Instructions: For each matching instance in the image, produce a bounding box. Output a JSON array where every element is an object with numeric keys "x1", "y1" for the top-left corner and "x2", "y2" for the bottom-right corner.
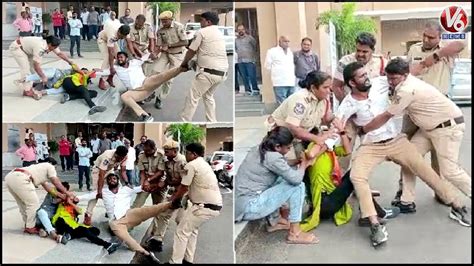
[
  {"x1": 9, "y1": 41, "x2": 35, "y2": 90},
  {"x1": 86, "y1": 167, "x2": 110, "y2": 215},
  {"x1": 180, "y1": 71, "x2": 226, "y2": 122},
  {"x1": 401, "y1": 123, "x2": 471, "y2": 202},
  {"x1": 5, "y1": 172, "x2": 40, "y2": 228},
  {"x1": 170, "y1": 203, "x2": 220, "y2": 263},
  {"x1": 152, "y1": 207, "x2": 184, "y2": 242},
  {"x1": 350, "y1": 135, "x2": 462, "y2": 218},
  {"x1": 98, "y1": 39, "x2": 119, "y2": 70},
  {"x1": 398, "y1": 115, "x2": 440, "y2": 192},
  {"x1": 109, "y1": 203, "x2": 170, "y2": 254},
  {"x1": 151, "y1": 52, "x2": 184, "y2": 100},
  {"x1": 120, "y1": 67, "x2": 182, "y2": 117},
  {"x1": 131, "y1": 187, "x2": 169, "y2": 241}
]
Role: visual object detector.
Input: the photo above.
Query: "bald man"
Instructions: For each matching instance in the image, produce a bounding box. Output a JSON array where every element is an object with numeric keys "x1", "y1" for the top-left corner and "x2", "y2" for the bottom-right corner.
[{"x1": 264, "y1": 36, "x2": 296, "y2": 105}]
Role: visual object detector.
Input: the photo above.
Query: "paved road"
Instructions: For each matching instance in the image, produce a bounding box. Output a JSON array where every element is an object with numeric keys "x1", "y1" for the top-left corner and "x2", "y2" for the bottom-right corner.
[
  {"x1": 131, "y1": 186, "x2": 235, "y2": 264},
  {"x1": 234, "y1": 107, "x2": 471, "y2": 263},
  {"x1": 116, "y1": 55, "x2": 234, "y2": 123}
]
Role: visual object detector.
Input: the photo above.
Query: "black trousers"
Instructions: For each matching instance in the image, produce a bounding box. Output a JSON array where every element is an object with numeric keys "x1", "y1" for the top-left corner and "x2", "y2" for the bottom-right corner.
[
  {"x1": 54, "y1": 26, "x2": 61, "y2": 37},
  {"x1": 63, "y1": 77, "x2": 97, "y2": 108},
  {"x1": 70, "y1": 36, "x2": 81, "y2": 56},
  {"x1": 319, "y1": 170, "x2": 385, "y2": 219},
  {"x1": 78, "y1": 165, "x2": 90, "y2": 189},
  {"x1": 55, "y1": 217, "x2": 109, "y2": 248},
  {"x1": 22, "y1": 160, "x2": 37, "y2": 167},
  {"x1": 60, "y1": 155, "x2": 73, "y2": 170},
  {"x1": 81, "y1": 25, "x2": 89, "y2": 40}
]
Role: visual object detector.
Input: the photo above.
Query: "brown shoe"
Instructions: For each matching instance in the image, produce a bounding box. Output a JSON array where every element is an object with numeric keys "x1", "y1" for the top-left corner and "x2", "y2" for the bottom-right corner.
[
  {"x1": 24, "y1": 227, "x2": 40, "y2": 234},
  {"x1": 98, "y1": 78, "x2": 107, "y2": 90}
]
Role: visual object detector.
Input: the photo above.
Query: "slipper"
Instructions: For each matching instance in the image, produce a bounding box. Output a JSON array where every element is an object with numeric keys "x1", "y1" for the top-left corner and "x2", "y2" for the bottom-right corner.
[
  {"x1": 267, "y1": 222, "x2": 290, "y2": 232},
  {"x1": 286, "y1": 231, "x2": 319, "y2": 244}
]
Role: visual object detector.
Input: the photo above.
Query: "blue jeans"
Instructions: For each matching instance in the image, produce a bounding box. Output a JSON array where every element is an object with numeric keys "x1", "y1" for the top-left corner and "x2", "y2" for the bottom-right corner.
[
  {"x1": 126, "y1": 169, "x2": 135, "y2": 185},
  {"x1": 242, "y1": 179, "x2": 305, "y2": 223},
  {"x1": 237, "y1": 62, "x2": 259, "y2": 93},
  {"x1": 118, "y1": 39, "x2": 126, "y2": 52},
  {"x1": 37, "y1": 208, "x2": 55, "y2": 233},
  {"x1": 88, "y1": 24, "x2": 98, "y2": 39},
  {"x1": 273, "y1": 86, "x2": 295, "y2": 105}
]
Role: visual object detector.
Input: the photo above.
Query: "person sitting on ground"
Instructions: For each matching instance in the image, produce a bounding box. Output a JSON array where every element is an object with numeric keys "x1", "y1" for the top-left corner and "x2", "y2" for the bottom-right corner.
[
  {"x1": 54, "y1": 65, "x2": 107, "y2": 115},
  {"x1": 235, "y1": 126, "x2": 318, "y2": 244},
  {"x1": 95, "y1": 52, "x2": 188, "y2": 122},
  {"x1": 51, "y1": 193, "x2": 120, "y2": 254},
  {"x1": 36, "y1": 181, "x2": 72, "y2": 244},
  {"x1": 299, "y1": 124, "x2": 400, "y2": 232}
]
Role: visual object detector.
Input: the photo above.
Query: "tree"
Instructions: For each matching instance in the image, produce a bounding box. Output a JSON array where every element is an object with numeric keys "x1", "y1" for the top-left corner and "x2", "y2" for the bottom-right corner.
[
  {"x1": 148, "y1": 1, "x2": 180, "y2": 28},
  {"x1": 166, "y1": 123, "x2": 205, "y2": 152},
  {"x1": 316, "y1": 2, "x2": 377, "y2": 58}
]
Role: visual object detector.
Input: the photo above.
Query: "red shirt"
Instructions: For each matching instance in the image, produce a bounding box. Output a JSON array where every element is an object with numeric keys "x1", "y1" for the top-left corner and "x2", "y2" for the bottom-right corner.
[
  {"x1": 58, "y1": 140, "x2": 71, "y2": 156},
  {"x1": 52, "y1": 12, "x2": 62, "y2": 27}
]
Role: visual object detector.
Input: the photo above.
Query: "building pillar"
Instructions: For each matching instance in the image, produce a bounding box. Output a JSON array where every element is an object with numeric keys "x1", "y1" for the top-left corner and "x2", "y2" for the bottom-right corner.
[{"x1": 373, "y1": 16, "x2": 383, "y2": 54}]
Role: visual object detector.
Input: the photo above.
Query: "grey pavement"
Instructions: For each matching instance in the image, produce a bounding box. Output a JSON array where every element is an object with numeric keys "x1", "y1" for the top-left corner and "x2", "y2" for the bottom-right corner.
[
  {"x1": 2, "y1": 45, "x2": 233, "y2": 123},
  {"x1": 234, "y1": 107, "x2": 472, "y2": 263},
  {"x1": 131, "y1": 186, "x2": 235, "y2": 264},
  {"x1": 116, "y1": 55, "x2": 234, "y2": 123}
]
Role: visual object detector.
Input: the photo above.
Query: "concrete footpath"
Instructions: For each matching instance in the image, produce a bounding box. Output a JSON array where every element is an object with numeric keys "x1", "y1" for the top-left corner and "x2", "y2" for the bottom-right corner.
[{"x1": 234, "y1": 107, "x2": 472, "y2": 263}]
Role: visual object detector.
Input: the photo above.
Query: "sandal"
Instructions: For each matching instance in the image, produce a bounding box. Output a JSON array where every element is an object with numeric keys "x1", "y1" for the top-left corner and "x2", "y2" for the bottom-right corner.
[
  {"x1": 267, "y1": 221, "x2": 290, "y2": 232},
  {"x1": 286, "y1": 231, "x2": 319, "y2": 244}
]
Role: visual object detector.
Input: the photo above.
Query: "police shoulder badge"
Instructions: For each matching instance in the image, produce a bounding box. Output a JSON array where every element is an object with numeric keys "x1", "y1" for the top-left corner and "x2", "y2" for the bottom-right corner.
[
  {"x1": 294, "y1": 102, "x2": 306, "y2": 115},
  {"x1": 103, "y1": 159, "x2": 109, "y2": 166}
]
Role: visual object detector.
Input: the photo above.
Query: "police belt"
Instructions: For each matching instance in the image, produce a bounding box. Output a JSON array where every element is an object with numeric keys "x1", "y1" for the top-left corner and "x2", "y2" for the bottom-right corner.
[
  {"x1": 192, "y1": 202, "x2": 222, "y2": 211},
  {"x1": 168, "y1": 51, "x2": 183, "y2": 55},
  {"x1": 13, "y1": 168, "x2": 35, "y2": 183},
  {"x1": 202, "y1": 68, "x2": 227, "y2": 77},
  {"x1": 435, "y1": 116, "x2": 464, "y2": 129},
  {"x1": 373, "y1": 138, "x2": 394, "y2": 144}
]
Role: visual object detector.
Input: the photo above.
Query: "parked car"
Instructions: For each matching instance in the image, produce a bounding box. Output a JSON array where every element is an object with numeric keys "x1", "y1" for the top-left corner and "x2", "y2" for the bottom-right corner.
[
  {"x1": 217, "y1": 160, "x2": 234, "y2": 189},
  {"x1": 210, "y1": 151, "x2": 233, "y2": 177},
  {"x1": 218, "y1": 26, "x2": 235, "y2": 54},
  {"x1": 185, "y1": 22, "x2": 201, "y2": 41},
  {"x1": 449, "y1": 58, "x2": 471, "y2": 105}
]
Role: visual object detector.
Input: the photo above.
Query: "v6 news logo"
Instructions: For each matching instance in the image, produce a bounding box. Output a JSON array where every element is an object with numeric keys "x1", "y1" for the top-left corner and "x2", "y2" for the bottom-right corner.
[{"x1": 439, "y1": 6, "x2": 469, "y2": 40}]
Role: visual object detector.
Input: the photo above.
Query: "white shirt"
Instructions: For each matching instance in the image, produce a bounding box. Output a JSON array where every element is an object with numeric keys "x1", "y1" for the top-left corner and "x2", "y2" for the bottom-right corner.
[
  {"x1": 103, "y1": 185, "x2": 142, "y2": 220},
  {"x1": 105, "y1": 18, "x2": 121, "y2": 30},
  {"x1": 80, "y1": 12, "x2": 89, "y2": 25},
  {"x1": 126, "y1": 147, "x2": 136, "y2": 170},
  {"x1": 335, "y1": 76, "x2": 400, "y2": 144},
  {"x1": 115, "y1": 53, "x2": 149, "y2": 90},
  {"x1": 34, "y1": 17, "x2": 42, "y2": 26},
  {"x1": 91, "y1": 138, "x2": 100, "y2": 154},
  {"x1": 75, "y1": 137, "x2": 82, "y2": 146},
  {"x1": 68, "y1": 19, "x2": 83, "y2": 37},
  {"x1": 264, "y1": 46, "x2": 295, "y2": 87}
]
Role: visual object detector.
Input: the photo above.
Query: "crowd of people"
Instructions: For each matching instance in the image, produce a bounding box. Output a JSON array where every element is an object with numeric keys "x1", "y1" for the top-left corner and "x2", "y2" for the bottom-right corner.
[
  {"x1": 7, "y1": 130, "x2": 224, "y2": 263},
  {"x1": 10, "y1": 4, "x2": 229, "y2": 122},
  {"x1": 235, "y1": 22, "x2": 471, "y2": 248}
]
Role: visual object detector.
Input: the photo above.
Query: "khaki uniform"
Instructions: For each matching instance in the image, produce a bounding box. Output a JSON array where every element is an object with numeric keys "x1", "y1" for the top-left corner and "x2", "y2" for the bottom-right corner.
[
  {"x1": 9, "y1": 37, "x2": 60, "y2": 87},
  {"x1": 170, "y1": 157, "x2": 222, "y2": 263},
  {"x1": 267, "y1": 89, "x2": 327, "y2": 160},
  {"x1": 180, "y1": 25, "x2": 228, "y2": 122},
  {"x1": 98, "y1": 22, "x2": 130, "y2": 69},
  {"x1": 120, "y1": 67, "x2": 183, "y2": 117},
  {"x1": 86, "y1": 150, "x2": 125, "y2": 215},
  {"x1": 5, "y1": 163, "x2": 57, "y2": 228},
  {"x1": 387, "y1": 74, "x2": 471, "y2": 200},
  {"x1": 152, "y1": 21, "x2": 187, "y2": 100},
  {"x1": 334, "y1": 53, "x2": 385, "y2": 172},
  {"x1": 351, "y1": 135, "x2": 463, "y2": 218},
  {"x1": 153, "y1": 153, "x2": 187, "y2": 242},
  {"x1": 129, "y1": 23, "x2": 155, "y2": 76}
]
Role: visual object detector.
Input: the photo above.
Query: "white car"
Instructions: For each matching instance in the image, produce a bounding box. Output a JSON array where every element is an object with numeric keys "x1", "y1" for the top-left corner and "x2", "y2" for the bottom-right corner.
[
  {"x1": 218, "y1": 26, "x2": 235, "y2": 54},
  {"x1": 210, "y1": 151, "x2": 233, "y2": 174},
  {"x1": 185, "y1": 22, "x2": 201, "y2": 41},
  {"x1": 449, "y1": 58, "x2": 471, "y2": 105}
]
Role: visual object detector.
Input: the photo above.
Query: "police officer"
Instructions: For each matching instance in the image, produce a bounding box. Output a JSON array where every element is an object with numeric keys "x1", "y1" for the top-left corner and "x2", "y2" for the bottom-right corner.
[
  {"x1": 394, "y1": 22, "x2": 466, "y2": 204},
  {"x1": 129, "y1": 14, "x2": 156, "y2": 76},
  {"x1": 5, "y1": 158, "x2": 74, "y2": 234},
  {"x1": 168, "y1": 143, "x2": 222, "y2": 264},
  {"x1": 333, "y1": 32, "x2": 386, "y2": 102},
  {"x1": 361, "y1": 58, "x2": 471, "y2": 218},
  {"x1": 9, "y1": 35, "x2": 75, "y2": 99},
  {"x1": 147, "y1": 140, "x2": 187, "y2": 252},
  {"x1": 265, "y1": 71, "x2": 333, "y2": 160},
  {"x1": 84, "y1": 146, "x2": 128, "y2": 225},
  {"x1": 151, "y1": 11, "x2": 188, "y2": 109},
  {"x1": 179, "y1": 12, "x2": 228, "y2": 122},
  {"x1": 97, "y1": 22, "x2": 135, "y2": 90}
]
